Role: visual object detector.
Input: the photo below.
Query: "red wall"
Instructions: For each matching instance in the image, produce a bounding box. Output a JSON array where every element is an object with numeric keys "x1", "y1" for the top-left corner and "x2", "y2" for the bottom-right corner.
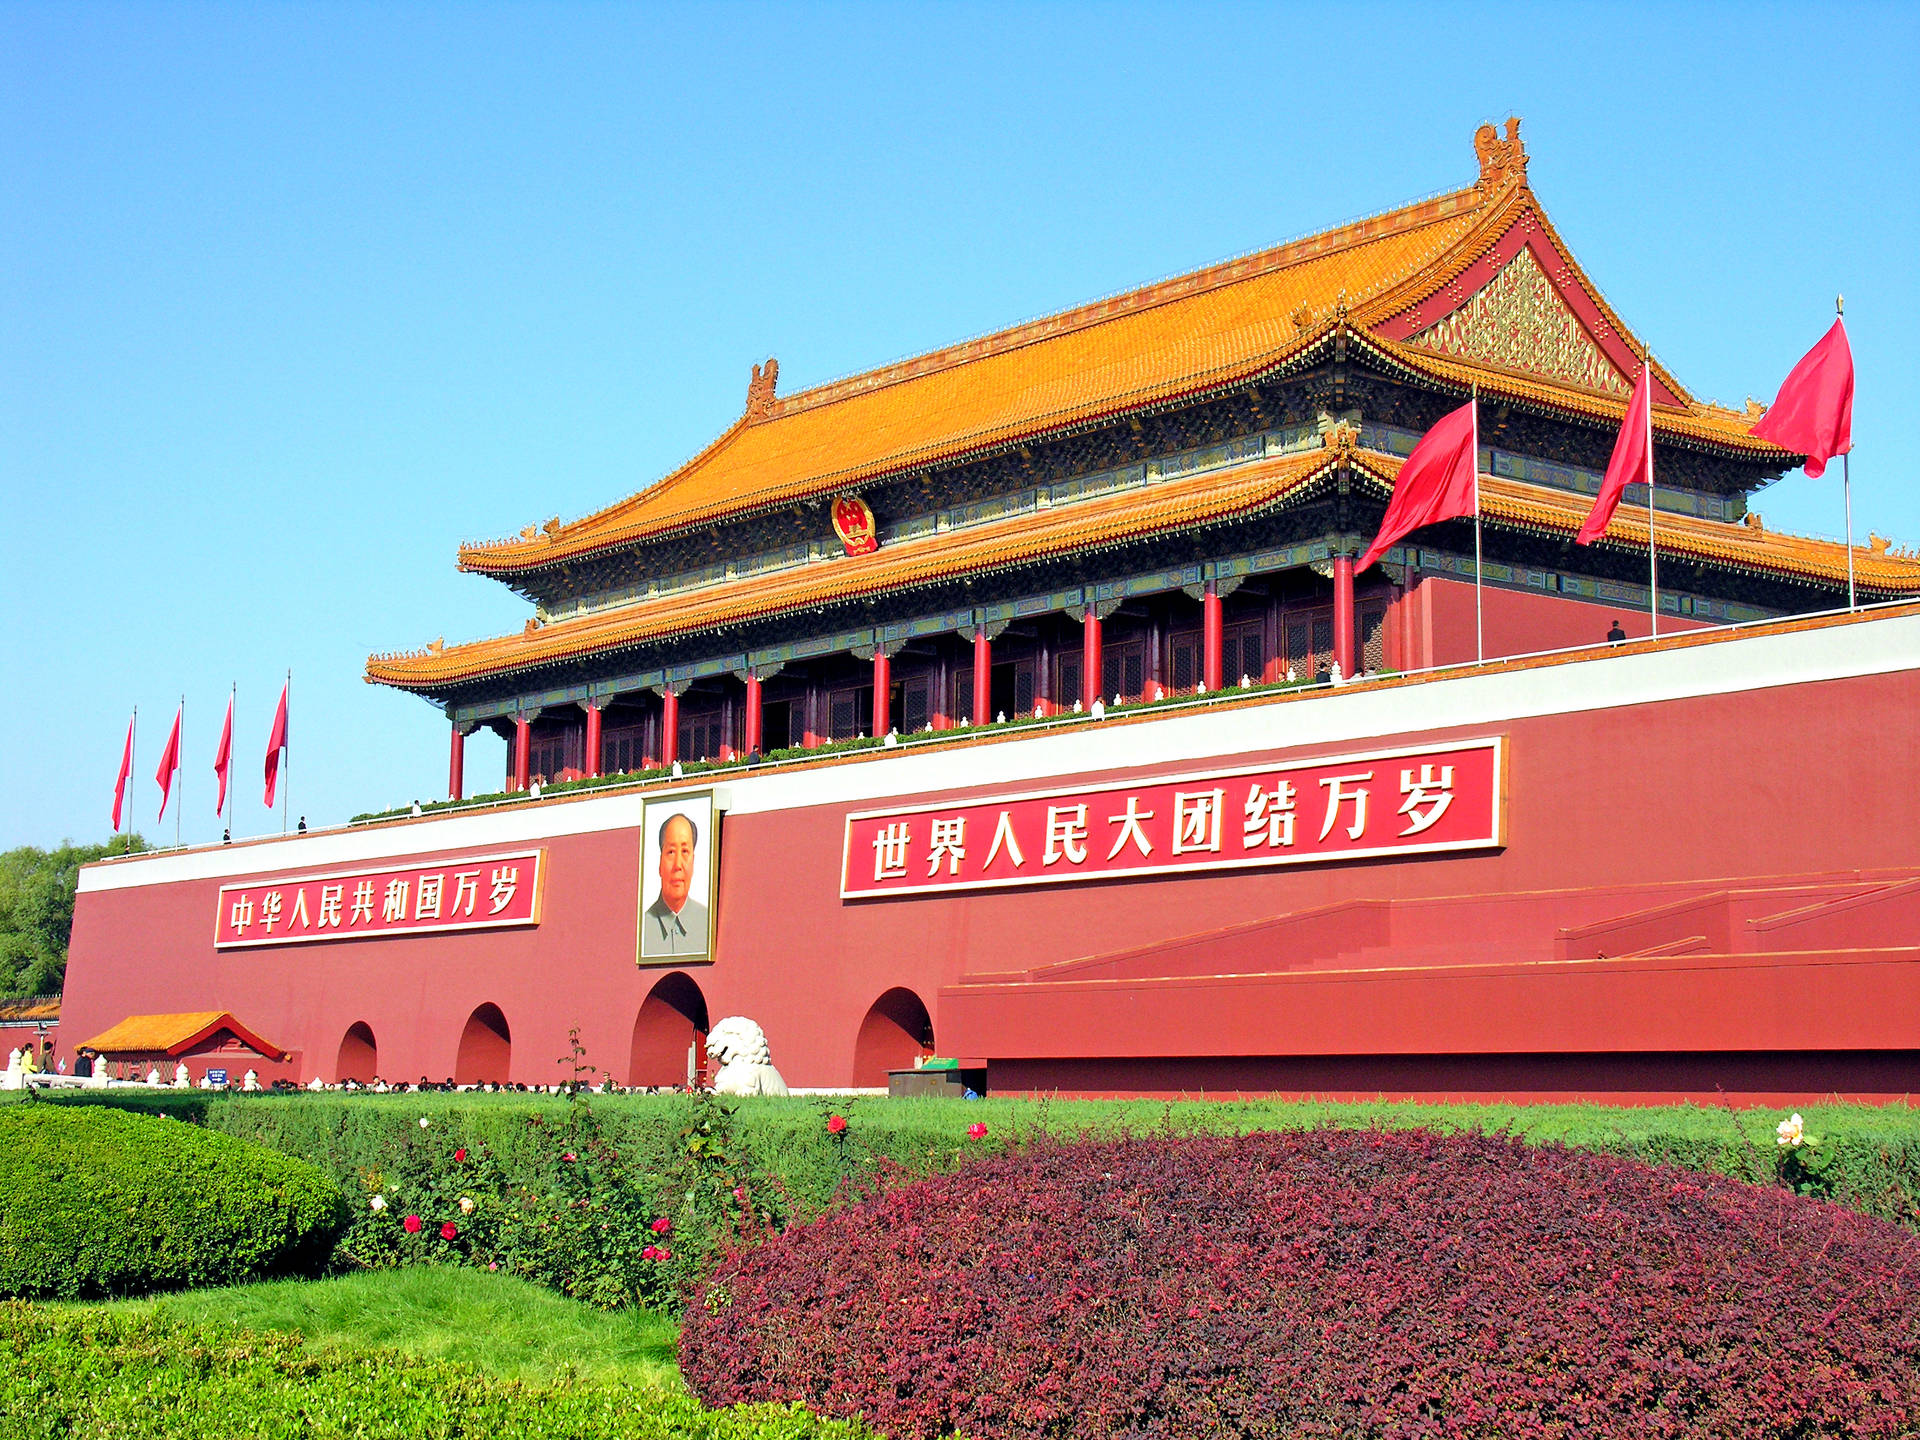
[
  {"x1": 60, "y1": 653, "x2": 1920, "y2": 1100},
  {"x1": 1403, "y1": 573, "x2": 1710, "y2": 671}
]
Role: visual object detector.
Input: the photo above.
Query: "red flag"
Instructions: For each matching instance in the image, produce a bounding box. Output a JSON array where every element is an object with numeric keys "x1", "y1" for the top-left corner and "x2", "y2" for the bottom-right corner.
[
  {"x1": 1576, "y1": 364, "x2": 1654, "y2": 545},
  {"x1": 1750, "y1": 318, "x2": 1853, "y2": 478},
  {"x1": 1358, "y1": 399, "x2": 1478, "y2": 572},
  {"x1": 214, "y1": 693, "x2": 233, "y2": 818},
  {"x1": 264, "y1": 681, "x2": 289, "y2": 808},
  {"x1": 112, "y1": 713, "x2": 135, "y2": 832},
  {"x1": 155, "y1": 705, "x2": 182, "y2": 822}
]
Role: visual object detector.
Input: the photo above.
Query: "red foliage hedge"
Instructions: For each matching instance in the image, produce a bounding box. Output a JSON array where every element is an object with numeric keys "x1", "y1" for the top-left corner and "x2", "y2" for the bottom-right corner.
[{"x1": 681, "y1": 1130, "x2": 1920, "y2": 1440}]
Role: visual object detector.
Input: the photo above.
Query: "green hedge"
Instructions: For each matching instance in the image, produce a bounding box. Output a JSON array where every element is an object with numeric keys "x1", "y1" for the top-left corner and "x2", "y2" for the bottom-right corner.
[
  {"x1": 160, "y1": 1090, "x2": 1920, "y2": 1223},
  {"x1": 0, "y1": 1301, "x2": 869, "y2": 1440},
  {"x1": 0, "y1": 1104, "x2": 348, "y2": 1299},
  {"x1": 27, "y1": 1091, "x2": 1920, "y2": 1307}
]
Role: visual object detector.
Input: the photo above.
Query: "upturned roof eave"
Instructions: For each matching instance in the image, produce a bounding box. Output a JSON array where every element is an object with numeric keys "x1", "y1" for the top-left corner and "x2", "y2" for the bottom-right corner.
[{"x1": 370, "y1": 453, "x2": 1346, "y2": 698}]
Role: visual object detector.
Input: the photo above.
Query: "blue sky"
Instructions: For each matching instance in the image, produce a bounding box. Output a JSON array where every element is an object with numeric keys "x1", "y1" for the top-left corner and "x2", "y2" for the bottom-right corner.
[{"x1": 3, "y1": 1, "x2": 1915, "y2": 851}]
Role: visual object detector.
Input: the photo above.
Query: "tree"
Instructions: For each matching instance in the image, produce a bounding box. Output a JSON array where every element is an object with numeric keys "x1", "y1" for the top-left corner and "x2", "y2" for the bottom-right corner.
[{"x1": 0, "y1": 836, "x2": 145, "y2": 998}]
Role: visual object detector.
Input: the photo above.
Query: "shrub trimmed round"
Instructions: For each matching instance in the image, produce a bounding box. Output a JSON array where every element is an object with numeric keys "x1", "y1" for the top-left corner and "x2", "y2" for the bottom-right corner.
[
  {"x1": 0, "y1": 1102, "x2": 349, "y2": 1298},
  {"x1": 681, "y1": 1129, "x2": 1920, "y2": 1440}
]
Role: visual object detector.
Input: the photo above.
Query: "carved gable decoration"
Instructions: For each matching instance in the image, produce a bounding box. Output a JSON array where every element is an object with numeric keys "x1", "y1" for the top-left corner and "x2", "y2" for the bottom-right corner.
[{"x1": 1407, "y1": 245, "x2": 1629, "y2": 398}]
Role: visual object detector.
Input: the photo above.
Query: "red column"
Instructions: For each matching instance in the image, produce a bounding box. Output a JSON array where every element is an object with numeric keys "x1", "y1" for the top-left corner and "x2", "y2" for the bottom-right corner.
[
  {"x1": 743, "y1": 673, "x2": 763, "y2": 754},
  {"x1": 1081, "y1": 610, "x2": 1102, "y2": 709},
  {"x1": 660, "y1": 689, "x2": 680, "y2": 767},
  {"x1": 511, "y1": 716, "x2": 531, "y2": 792},
  {"x1": 1333, "y1": 554, "x2": 1356, "y2": 677},
  {"x1": 872, "y1": 651, "x2": 891, "y2": 736},
  {"x1": 448, "y1": 723, "x2": 465, "y2": 802},
  {"x1": 972, "y1": 628, "x2": 991, "y2": 725},
  {"x1": 1201, "y1": 582, "x2": 1223, "y2": 692},
  {"x1": 583, "y1": 703, "x2": 602, "y2": 778}
]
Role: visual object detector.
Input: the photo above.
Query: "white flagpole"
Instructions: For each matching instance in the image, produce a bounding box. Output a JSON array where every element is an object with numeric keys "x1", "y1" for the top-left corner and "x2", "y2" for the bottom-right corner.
[
  {"x1": 1839, "y1": 295, "x2": 1855, "y2": 611},
  {"x1": 175, "y1": 696, "x2": 184, "y2": 850},
  {"x1": 1472, "y1": 383, "x2": 1483, "y2": 663},
  {"x1": 282, "y1": 668, "x2": 291, "y2": 836},
  {"x1": 1645, "y1": 355, "x2": 1659, "y2": 638},
  {"x1": 127, "y1": 707, "x2": 137, "y2": 845}
]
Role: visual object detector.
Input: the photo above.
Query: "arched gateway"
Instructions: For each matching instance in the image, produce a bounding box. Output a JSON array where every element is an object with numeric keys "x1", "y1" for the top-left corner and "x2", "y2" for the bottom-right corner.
[
  {"x1": 853, "y1": 987, "x2": 934, "y2": 1088},
  {"x1": 629, "y1": 972, "x2": 709, "y2": 1088},
  {"x1": 335, "y1": 1021, "x2": 377, "y2": 1083},
  {"x1": 455, "y1": 1003, "x2": 511, "y2": 1085}
]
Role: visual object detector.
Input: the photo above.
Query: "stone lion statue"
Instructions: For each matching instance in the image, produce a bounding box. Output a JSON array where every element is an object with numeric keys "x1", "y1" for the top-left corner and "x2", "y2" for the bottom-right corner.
[{"x1": 707, "y1": 1016, "x2": 789, "y2": 1097}]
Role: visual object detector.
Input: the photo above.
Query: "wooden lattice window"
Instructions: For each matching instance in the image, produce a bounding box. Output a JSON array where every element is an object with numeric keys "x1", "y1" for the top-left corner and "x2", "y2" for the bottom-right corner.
[
  {"x1": 678, "y1": 708, "x2": 726, "y2": 761},
  {"x1": 1358, "y1": 601, "x2": 1389, "y2": 672},
  {"x1": 900, "y1": 676, "x2": 931, "y2": 733},
  {"x1": 1057, "y1": 654, "x2": 1083, "y2": 707},
  {"x1": 1224, "y1": 621, "x2": 1265, "y2": 686},
  {"x1": 953, "y1": 670, "x2": 974, "y2": 723},
  {"x1": 1169, "y1": 631, "x2": 1202, "y2": 691},
  {"x1": 601, "y1": 724, "x2": 648, "y2": 774},
  {"x1": 828, "y1": 686, "x2": 867, "y2": 741},
  {"x1": 1101, "y1": 641, "x2": 1145, "y2": 701}
]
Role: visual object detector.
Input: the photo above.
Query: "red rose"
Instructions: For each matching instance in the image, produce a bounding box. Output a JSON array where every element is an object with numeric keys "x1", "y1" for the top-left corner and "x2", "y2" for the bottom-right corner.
[
  {"x1": 651, "y1": 1216, "x2": 672, "y2": 1234},
  {"x1": 732, "y1": 1186, "x2": 745, "y2": 1201},
  {"x1": 562, "y1": 1152, "x2": 577, "y2": 1162},
  {"x1": 403, "y1": 1215, "x2": 423, "y2": 1233},
  {"x1": 642, "y1": 1245, "x2": 660, "y2": 1261},
  {"x1": 440, "y1": 1221, "x2": 458, "y2": 1241},
  {"x1": 826, "y1": 1114, "x2": 848, "y2": 1134},
  {"x1": 454, "y1": 1148, "x2": 467, "y2": 1163},
  {"x1": 657, "y1": 1247, "x2": 672, "y2": 1261},
  {"x1": 968, "y1": 1122, "x2": 989, "y2": 1140}
]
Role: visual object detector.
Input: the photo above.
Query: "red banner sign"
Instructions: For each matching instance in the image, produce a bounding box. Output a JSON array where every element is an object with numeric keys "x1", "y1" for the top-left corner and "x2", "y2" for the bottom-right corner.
[
  {"x1": 841, "y1": 740, "x2": 1503, "y2": 898},
  {"x1": 215, "y1": 849, "x2": 545, "y2": 948}
]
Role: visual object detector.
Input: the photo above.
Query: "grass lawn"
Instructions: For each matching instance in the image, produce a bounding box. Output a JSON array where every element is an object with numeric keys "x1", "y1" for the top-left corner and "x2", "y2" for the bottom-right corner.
[{"x1": 88, "y1": 1266, "x2": 681, "y2": 1386}]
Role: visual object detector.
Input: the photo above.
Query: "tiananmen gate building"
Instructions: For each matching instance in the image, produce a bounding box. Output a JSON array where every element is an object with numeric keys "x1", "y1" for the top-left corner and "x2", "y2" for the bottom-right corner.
[{"x1": 62, "y1": 121, "x2": 1920, "y2": 1101}]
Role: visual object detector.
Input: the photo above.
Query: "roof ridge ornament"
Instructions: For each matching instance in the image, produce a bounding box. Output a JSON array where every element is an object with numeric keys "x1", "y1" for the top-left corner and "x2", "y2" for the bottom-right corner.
[
  {"x1": 746, "y1": 357, "x2": 780, "y2": 423},
  {"x1": 1474, "y1": 117, "x2": 1528, "y2": 192}
]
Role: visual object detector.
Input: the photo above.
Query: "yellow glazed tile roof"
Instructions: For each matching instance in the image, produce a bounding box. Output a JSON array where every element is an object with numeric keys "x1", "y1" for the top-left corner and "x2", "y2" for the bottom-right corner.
[
  {"x1": 370, "y1": 449, "x2": 1337, "y2": 690},
  {"x1": 79, "y1": 1011, "x2": 286, "y2": 1059},
  {"x1": 1346, "y1": 450, "x2": 1920, "y2": 595},
  {"x1": 460, "y1": 193, "x2": 1498, "y2": 575},
  {"x1": 461, "y1": 147, "x2": 1797, "y2": 579}
]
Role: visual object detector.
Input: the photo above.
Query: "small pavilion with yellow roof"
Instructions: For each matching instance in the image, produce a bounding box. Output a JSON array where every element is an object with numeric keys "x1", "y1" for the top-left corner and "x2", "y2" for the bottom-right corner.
[{"x1": 368, "y1": 119, "x2": 1920, "y2": 797}]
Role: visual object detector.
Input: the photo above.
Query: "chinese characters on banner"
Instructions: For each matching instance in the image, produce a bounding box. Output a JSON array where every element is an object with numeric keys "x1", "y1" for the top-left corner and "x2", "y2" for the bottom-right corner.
[
  {"x1": 215, "y1": 850, "x2": 545, "y2": 947},
  {"x1": 841, "y1": 740, "x2": 1503, "y2": 898}
]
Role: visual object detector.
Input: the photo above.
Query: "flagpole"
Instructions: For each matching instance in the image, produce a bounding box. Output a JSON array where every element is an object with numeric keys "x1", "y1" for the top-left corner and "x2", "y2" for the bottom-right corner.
[
  {"x1": 1472, "y1": 382, "x2": 1483, "y2": 663},
  {"x1": 1837, "y1": 295, "x2": 1855, "y2": 611},
  {"x1": 176, "y1": 696, "x2": 184, "y2": 851},
  {"x1": 282, "y1": 669, "x2": 291, "y2": 836},
  {"x1": 127, "y1": 707, "x2": 137, "y2": 845},
  {"x1": 1645, "y1": 354, "x2": 1658, "y2": 639},
  {"x1": 225, "y1": 682, "x2": 235, "y2": 838}
]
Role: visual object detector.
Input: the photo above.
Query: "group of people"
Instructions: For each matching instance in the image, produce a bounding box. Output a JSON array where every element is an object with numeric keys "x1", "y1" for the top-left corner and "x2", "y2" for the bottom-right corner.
[{"x1": 4, "y1": 1042, "x2": 53, "y2": 1075}]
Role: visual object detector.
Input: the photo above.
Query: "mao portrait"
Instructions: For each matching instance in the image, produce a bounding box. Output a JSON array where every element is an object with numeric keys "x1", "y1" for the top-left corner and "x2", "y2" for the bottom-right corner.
[{"x1": 640, "y1": 793, "x2": 715, "y2": 961}]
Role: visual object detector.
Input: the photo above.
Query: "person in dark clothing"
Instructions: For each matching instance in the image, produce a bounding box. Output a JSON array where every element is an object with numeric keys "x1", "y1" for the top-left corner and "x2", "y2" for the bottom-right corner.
[{"x1": 1607, "y1": 619, "x2": 1627, "y2": 643}]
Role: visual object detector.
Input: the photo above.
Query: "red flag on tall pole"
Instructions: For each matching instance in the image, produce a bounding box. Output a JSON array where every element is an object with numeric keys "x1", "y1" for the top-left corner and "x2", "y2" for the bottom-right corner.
[
  {"x1": 1357, "y1": 399, "x2": 1479, "y2": 573},
  {"x1": 112, "y1": 710, "x2": 136, "y2": 832},
  {"x1": 155, "y1": 704, "x2": 183, "y2": 822},
  {"x1": 1576, "y1": 363, "x2": 1654, "y2": 545},
  {"x1": 1750, "y1": 316, "x2": 1853, "y2": 478},
  {"x1": 264, "y1": 679, "x2": 289, "y2": 810},
  {"x1": 214, "y1": 688, "x2": 234, "y2": 819}
]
